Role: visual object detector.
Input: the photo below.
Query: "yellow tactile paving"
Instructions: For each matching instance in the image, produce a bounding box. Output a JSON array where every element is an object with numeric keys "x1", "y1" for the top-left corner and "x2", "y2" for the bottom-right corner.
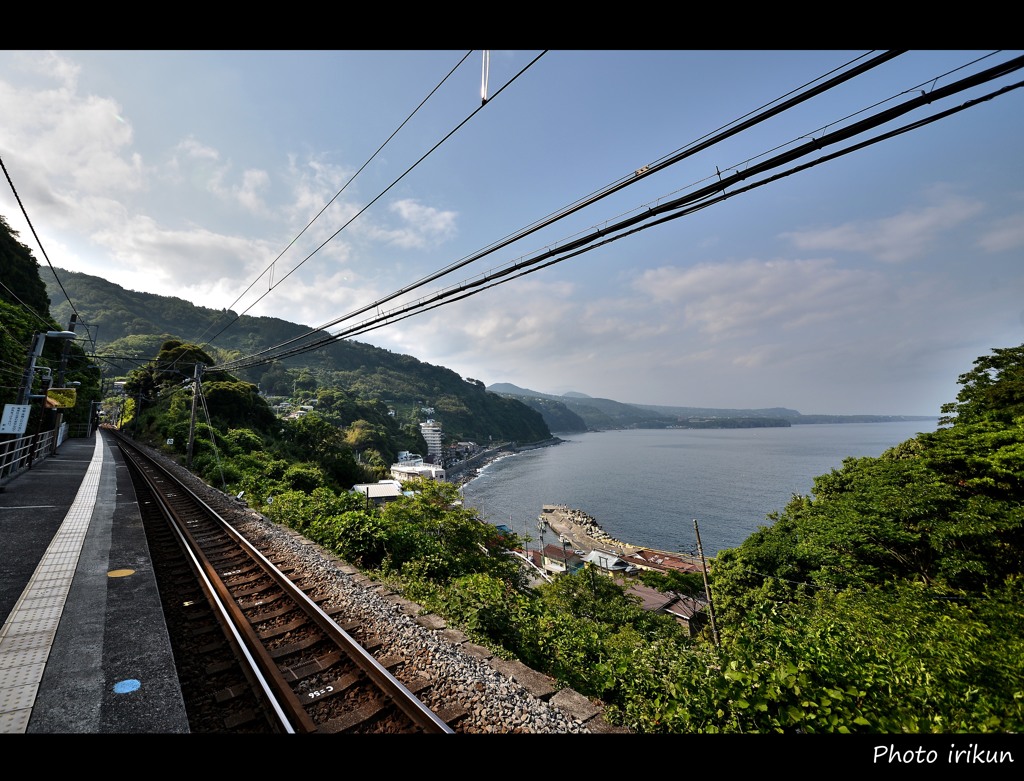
[{"x1": 0, "y1": 436, "x2": 103, "y2": 733}]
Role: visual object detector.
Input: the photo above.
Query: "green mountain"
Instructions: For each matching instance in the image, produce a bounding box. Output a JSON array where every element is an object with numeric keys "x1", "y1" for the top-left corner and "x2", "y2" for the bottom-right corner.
[
  {"x1": 488, "y1": 383, "x2": 674, "y2": 430},
  {"x1": 39, "y1": 267, "x2": 551, "y2": 446},
  {"x1": 487, "y1": 383, "x2": 936, "y2": 431}
]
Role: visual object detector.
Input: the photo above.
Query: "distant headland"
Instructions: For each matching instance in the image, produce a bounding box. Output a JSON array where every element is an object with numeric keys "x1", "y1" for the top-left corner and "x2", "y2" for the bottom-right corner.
[{"x1": 487, "y1": 383, "x2": 937, "y2": 433}]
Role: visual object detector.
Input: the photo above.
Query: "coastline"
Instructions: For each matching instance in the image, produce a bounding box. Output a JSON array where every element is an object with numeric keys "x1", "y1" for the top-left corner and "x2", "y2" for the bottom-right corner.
[
  {"x1": 452, "y1": 437, "x2": 641, "y2": 556},
  {"x1": 448, "y1": 437, "x2": 565, "y2": 488},
  {"x1": 537, "y1": 504, "x2": 641, "y2": 557}
]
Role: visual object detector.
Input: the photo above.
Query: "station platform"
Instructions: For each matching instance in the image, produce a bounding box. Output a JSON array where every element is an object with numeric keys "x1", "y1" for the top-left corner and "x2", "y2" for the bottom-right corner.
[{"x1": 0, "y1": 430, "x2": 189, "y2": 734}]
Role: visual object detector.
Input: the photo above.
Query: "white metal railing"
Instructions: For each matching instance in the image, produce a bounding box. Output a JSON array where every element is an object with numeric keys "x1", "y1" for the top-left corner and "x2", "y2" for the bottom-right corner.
[{"x1": 0, "y1": 425, "x2": 65, "y2": 487}]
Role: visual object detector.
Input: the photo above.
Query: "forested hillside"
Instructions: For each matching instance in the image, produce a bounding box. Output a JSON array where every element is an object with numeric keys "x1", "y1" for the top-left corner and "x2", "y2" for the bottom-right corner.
[{"x1": 38, "y1": 266, "x2": 551, "y2": 446}]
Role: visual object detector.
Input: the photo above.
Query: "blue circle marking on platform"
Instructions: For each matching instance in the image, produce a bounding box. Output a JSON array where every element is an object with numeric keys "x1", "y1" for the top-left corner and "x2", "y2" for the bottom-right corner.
[{"x1": 113, "y1": 679, "x2": 141, "y2": 694}]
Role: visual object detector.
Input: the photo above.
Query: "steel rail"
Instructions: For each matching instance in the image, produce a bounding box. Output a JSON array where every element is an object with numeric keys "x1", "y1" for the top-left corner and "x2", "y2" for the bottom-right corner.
[
  {"x1": 115, "y1": 432, "x2": 454, "y2": 734},
  {"x1": 120, "y1": 444, "x2": 305, "y2": 732}
]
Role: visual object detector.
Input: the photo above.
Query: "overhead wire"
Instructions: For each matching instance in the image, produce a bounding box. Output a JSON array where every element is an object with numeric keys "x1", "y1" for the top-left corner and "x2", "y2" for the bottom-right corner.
[
  {"x1": 352, "y1": 70, "x2": 1024, "y2": 337},
  {"x1": 0, "y1": 154, "x2": 84, "y2": 328},
  {"x1": 196, "y1": 50, "x2": 548, "y2": 353},
  {"x1": 212, "y1": 53, "x2": 1024, "y2": 372},
  {"x1": 0, "y1": 279, "x2": 55, "y2": 332},
  {"x1": 214, "y1": 50, "x2": 908, "y2": 373},
  {"x1": 10, "y1": 51, "x2": 1014, "y2": 385},
  {"x1": 190, "y1": 50, "x2": 476, "y2": 348},
  {"x1": 29, "y1": 49, "x2": 899, "y2": 377}
]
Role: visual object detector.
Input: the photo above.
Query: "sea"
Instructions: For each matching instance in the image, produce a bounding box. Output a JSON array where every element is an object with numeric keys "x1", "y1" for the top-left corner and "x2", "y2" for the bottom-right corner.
[{"x1": 459, "y1": 420, "x2": 937, "y2": 558}]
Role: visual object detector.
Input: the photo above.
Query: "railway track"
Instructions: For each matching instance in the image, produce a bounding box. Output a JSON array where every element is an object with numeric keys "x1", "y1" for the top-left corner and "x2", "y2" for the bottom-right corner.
[{"x1": 113, "y1": 432, "x2": 456, "y2": 734}]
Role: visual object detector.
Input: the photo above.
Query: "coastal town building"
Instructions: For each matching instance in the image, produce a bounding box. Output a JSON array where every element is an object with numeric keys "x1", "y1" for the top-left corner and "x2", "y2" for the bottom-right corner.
[
  {"x1": 619, "y1": 580, "x2": 709, "y2": 636},
  {"x1": 390, "y1": 462, "x2": 446, "y2": 482},
  {"x1": 351, "y1": 480, "x2": 405, "y2": 507},
  {"x1": 388, "y1": 449, "x2": 445, "y2": 482},
  {"x1": 622, "y1": 549, "x2": 704, "y2": 576},
  {"x1": 540, "y1": 544, "x2": 585, "y2": 575},
  {"x1": 584, "y1": 549, "x2": 634, "y2": 575},
  {"x1": 419, "y1": 420, "x2": 444, "y2": 462},
  {"x1": 532, "y1": 546, "x2": 709, "y2": 635},
  {"x1": 662, "y1": 594, "x2": 709, "y2": 637}
]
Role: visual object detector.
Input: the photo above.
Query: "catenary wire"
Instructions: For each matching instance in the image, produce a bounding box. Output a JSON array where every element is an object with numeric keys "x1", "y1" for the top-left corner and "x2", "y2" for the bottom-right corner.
[
  {"x1": 213, "y1": 58, "x2": 1024, "y2": 371},
  {"x1": 214, "y1": 50, "x2": 907, "y2": 372},
  {"x1": 196, "y1": 51, "x2": 548, "y2": 353},
  {"x1": 0, "y1": 154, "x2": 83, "y2": 326},
  {"x1": 190, "y1": 51, "x2": 476, "y2": 348}
]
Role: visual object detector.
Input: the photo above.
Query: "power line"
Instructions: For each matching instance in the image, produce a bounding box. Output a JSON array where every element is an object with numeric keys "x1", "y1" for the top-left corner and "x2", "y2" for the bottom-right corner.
[
  {"x1": 214, "y1": 50, "x2": 906, "y2": 373},
  {"x1": 191, "y1": 50, "x2": 477, "y2": 348},
  {"x1": 0, "y1": 278, "x2": 54, "y2": 331},
  {"x1": 212, "y1": 55, "x2": 1024, "y2": 373},
  {"x1": 0, "y1": 154, "x2": 82, "y2": 325},
  {"x1": 197, "y1": 51, "x2": 548, "y2": 353}
]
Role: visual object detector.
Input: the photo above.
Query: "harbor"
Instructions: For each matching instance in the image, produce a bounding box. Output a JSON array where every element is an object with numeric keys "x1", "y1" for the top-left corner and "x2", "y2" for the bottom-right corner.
[{"x1": 536, "y1": 504, "x2": 641, "y2": 557}]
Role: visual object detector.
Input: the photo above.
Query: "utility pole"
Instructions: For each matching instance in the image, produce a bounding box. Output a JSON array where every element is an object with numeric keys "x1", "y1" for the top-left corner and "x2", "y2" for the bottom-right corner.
[
  {"x1": 537, "y1": 520, "x2": 547, "y2": 572},
  {"x1": 134, "y1": 390, "x2": 142, "y2": 437},
  {"x1": 694, "y1": 519, "x2": 721, "y2": 648},
  {"x1": 186, "y1": 363, "x2": 203, "y2": 468}
]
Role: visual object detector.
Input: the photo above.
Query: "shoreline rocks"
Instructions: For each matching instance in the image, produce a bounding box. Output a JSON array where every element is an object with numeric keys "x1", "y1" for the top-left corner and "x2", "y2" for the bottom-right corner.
[
  {"x1": 539, "y1": 504, "x2": 639, "y2": 556},
  {"x1": 454, "y1": 442, "x2": 641, "y2": 556},
  {"x1": 448, "y1": 438, "x2": 565, "y2": 488}
]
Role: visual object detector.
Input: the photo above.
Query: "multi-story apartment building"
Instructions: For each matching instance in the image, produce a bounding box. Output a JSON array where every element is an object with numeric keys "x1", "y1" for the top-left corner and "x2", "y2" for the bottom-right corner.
[{"x1": 419, "y1": 419, "x2": 443, "y2": 462}]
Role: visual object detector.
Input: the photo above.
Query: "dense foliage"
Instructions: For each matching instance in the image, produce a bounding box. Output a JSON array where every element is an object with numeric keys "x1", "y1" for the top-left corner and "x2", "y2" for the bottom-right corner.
[
  {"x1": 263, "y1": 342, "x2": 1023, "y2": 733},
  {"x1": 704, "y1": 344, "x2": 1024, "y2": 733},
  {"x1": 41, "y1": 266, "x2": 552, "y2": 444}
]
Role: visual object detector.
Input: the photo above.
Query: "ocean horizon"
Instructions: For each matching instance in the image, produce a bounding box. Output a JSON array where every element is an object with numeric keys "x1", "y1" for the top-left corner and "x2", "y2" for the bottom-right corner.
[{"x1": 459, "y1": 420, "x2": 937, "y2": 558}]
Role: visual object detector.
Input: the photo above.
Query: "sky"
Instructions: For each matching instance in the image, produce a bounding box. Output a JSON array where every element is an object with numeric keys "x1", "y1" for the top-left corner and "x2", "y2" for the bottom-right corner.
[{"x1": 1, "y1": 49, "x2": 1022, "y2": 417}]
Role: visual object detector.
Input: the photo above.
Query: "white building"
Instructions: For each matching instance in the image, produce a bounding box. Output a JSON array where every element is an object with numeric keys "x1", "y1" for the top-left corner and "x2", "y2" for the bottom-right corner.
[
  {"x1": 420, "y1": 420, "x2": 443, "y2": 462},
  {"x1": 352, "y1": 480, "x2": 405, "y2": 506},
  {"x1": 391, "y1": 463, "x2": 446, "y2": 482}
]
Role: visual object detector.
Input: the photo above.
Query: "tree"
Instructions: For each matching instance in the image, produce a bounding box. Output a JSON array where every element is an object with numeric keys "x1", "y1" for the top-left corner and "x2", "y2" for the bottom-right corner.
[
  {"x1": 940, "y1": 344, "x2": 1024, "y2": 426},
  {"x1": 0, "y1": 215, "x2": 50, "y2": 316},
  {"x1": 203, "y1": 378, "x2": 275, "y2": 428}
]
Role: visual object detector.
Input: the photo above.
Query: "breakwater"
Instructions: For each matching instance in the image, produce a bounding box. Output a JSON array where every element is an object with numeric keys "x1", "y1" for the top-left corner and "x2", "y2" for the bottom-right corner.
[{"x1": 539, "y1": 504, "x2": 640, "y2": 555}]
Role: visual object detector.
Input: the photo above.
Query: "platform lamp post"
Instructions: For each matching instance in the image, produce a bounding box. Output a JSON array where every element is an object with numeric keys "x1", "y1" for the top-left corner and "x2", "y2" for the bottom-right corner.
[
  {"x1": 16, "y1": 330, "x2": 78, "y2": 406},
  {"x1": 9, "y1": 331, "x2": 76, "y2": 470},
  {"x1": 50, "y1": 315, "x2": 78, "y2": 449}
]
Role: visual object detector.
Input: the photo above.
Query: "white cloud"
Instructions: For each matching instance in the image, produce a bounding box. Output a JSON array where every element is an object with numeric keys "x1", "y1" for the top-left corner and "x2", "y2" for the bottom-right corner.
[
  {"x1": 978, "y1": 213, "x2": 1024, "y2": 253},
  {"x1": 166, "y1": 137, "x2": 271, "y2": 216},
  {"x1": 88, "y1": 215, "x2": 277, "y2": 296},
  {"x1": 175, "y1": 136, "x2": 220, "y2": 161},
  {"x1": 0, "y1": 68, "x2": 144, "y2": 200},
  {"x1": 361, "y1": 199, "x2": 458, "y2": 250},
  {"x1": 231, "y1": 169, "x2": 271, "y2": 214},
  {"x1": 779, "y1": 187, "x2": 984, "y2": 263},
  {"x1": 632, "y1": 258, "x2": 881, "y2": 340}
]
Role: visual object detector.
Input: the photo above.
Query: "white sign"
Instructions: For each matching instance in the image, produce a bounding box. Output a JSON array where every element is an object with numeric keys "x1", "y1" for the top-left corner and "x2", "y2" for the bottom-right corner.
[
  {"x1": 0, "y1": 404, "x2": 31, "y2": 435},
  {"x1": 166, "y1": 438, "x2": 174, "y2": 445}
]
